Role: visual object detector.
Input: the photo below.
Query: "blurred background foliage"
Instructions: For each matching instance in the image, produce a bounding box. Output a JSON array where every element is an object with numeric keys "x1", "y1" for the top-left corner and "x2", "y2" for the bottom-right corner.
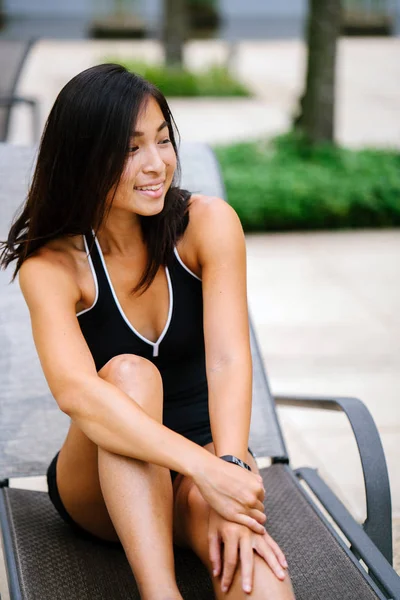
[
  {"x1": 106, "y1": 0, "x2": 247, "y2": 96},
  {"x1": 110, "y1": 60, "x2": 250, "y2": 96},
  {"x1": 215, "y1": 133, "x2": 400, "y2": 231},
  {"x1": 1, "y1": 0, "x2": 399, "y2": 232}
]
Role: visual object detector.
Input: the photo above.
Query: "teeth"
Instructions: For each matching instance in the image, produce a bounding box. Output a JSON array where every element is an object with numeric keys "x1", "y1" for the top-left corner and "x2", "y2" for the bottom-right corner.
[{"x1": 135, "y1": 183, "x2": 163, "y2": 191}]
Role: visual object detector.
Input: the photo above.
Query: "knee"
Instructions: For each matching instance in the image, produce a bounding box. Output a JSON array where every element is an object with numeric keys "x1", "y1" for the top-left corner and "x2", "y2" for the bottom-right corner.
[
  {"x1": 100, "y1": 354, "x2": 161, "y2": 388},
  {"x1": 98, "y1": 354, "x2": 163, "y2": 418}
]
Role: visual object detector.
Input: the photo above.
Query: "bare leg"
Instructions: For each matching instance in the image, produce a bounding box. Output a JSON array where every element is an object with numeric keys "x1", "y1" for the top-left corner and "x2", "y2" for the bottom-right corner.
[
  {"x1": 56, "y1": 354, "x2": 182, "y2": 600},
  {"x1": 173, "y1": 444, "x2": 295, "y2": 600}
]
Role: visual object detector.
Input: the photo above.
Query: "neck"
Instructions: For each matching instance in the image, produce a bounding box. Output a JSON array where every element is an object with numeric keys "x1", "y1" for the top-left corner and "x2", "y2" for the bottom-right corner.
[{"x1": 96, "y1": 209, "x2": 144, "y2": 256}]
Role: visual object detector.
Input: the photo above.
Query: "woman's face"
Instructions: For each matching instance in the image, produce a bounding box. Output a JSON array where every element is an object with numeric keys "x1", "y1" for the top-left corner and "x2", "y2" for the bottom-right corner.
[{"x1": 109, "y1": 96, "x2": 177, "y2": 217}]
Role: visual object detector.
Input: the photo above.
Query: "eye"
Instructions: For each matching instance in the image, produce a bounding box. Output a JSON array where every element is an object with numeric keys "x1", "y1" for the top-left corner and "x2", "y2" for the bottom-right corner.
[
  {"x1": 127, "y1": 146, "x2": 139, "y2": 154},
  {"x1": 159, "y1": 138, "x2": 171, "y2": 145}
]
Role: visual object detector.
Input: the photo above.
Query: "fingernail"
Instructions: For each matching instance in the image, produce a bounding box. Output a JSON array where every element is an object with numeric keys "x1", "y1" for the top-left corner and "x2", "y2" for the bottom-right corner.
[
  {"x1": 283, "y1": 559, "x2": 288, "y2": 568},
  {"x1": 213, "y1": 569, "x2": 218, "y2": 577},
  {"x1": 244, "y1": 584, "x2": 251, "y2": 593},
  {"x1": 278, "y1": 569, "x2": 285, "y2": 579},
  {"x1": 222, "y1": 585, "x2": 228, "y2": 593}
]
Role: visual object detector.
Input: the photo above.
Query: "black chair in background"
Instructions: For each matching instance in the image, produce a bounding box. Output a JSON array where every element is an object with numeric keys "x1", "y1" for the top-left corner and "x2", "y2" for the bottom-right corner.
[{"x1": 0, "y1": 38, "x2": 39, "y2": 143}]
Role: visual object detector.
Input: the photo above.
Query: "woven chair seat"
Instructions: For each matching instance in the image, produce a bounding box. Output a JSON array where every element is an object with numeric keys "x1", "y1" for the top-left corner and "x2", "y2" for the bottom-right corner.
[{"x1": 1, "y1": 464, "x2": 379, "y2": 600}]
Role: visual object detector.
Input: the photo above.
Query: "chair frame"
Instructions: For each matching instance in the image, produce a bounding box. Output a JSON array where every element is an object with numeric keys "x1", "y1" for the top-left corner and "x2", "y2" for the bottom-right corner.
[{"x1": 0, "y1": 38, "x2": 39, "y2": 143}]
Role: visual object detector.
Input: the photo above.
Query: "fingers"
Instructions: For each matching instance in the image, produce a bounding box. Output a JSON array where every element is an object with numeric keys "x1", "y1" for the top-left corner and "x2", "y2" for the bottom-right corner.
[
  {"x1": 263, "y1": 531, "x2": 288, "y2": 569},
  {"x1": 209, "y1": 531, "x2": 222, "y2": 577},
  {"x1": 245, "y1": 497, "x2": 265, "y2": 514},
  {"x1": 239, "y1": 535, "x2": 254, "y2": 594},
  {"x1": 249, "y1": 506, "x2": 267, "y2": 523},
  {"x1": 255, "y1": 537, "x2": 286, "y2": 581},
  {"x1": 221, "y1": 539, "x2": 239, "y2": 594},
  {"x1": 236, "y1": 513, "x2": 266, "y2": 535}
]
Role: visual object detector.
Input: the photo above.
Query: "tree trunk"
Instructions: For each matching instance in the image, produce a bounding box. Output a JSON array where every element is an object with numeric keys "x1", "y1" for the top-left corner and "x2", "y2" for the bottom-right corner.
[
  {"x1": 295, "y1": 0, "x2": 342, "y2": 144},
  {"x1": 163, "y1": 0, "x2": 188, "y2": 68}
]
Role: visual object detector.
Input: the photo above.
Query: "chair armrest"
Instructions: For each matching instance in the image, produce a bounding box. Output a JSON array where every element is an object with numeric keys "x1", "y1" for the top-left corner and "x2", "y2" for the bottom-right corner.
[
  {"x1": 0, "y1": 96, "x2": 37, "y2": 107},
  {"x1": 274, "y1": 394, "x2": 392, "y2": 563},
  {"x1": 0, "y1": 96, "x2": 40, "y2": 142}
]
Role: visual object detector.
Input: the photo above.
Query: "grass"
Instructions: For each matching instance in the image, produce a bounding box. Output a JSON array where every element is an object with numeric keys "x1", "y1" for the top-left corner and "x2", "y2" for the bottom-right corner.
[
  {"x1": 214, "y1": 132, "x2": 400, "y2": 231},
  {"x1": 105, "y1": 59, "x2": 251, "y2": 97}
]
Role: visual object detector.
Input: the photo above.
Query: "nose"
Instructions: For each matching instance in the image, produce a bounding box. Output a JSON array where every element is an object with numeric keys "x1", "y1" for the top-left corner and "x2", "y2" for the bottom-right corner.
[{"x1": 141, "y1": 144, "x2": 165, "y2": 175}]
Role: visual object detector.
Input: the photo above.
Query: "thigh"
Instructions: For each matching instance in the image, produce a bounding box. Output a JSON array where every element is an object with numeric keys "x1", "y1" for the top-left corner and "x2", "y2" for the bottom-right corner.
[
  {"x1": 55, "y1": 421, "x2": 119, "y2": 541},
  {"x1": 54, "y1": 353, "x2": 164, "y2": 542}
]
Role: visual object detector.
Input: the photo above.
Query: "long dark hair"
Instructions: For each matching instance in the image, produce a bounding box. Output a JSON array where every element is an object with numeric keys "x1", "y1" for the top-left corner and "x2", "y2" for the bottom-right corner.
[{"x1": 0, "y1": 63, "x2": 190, "y2": 293}]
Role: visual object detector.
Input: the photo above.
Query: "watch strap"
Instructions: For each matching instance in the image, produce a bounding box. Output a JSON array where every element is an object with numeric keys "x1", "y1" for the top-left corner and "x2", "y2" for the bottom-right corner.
[{"x1": 220, "y1": 455, "x2": 251, "y2": 471}]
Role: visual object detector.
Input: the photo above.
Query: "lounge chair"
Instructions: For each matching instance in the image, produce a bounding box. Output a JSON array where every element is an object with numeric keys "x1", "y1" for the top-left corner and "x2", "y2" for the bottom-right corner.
[
  {"x1": 0, "y1": 40, "x2": 39, "y2": 143},
  {"x1": 0, "y1": 141, "x2": 399, "y2": 599}
]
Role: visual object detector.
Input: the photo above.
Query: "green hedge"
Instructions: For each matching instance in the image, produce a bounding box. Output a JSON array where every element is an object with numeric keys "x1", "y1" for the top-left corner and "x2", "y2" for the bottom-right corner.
[
  {"x1": 214, "y1": 133, "x2": 400, "y2": 231},
  {"x1": 107, "y1": 60, "x2": 250, "y2": 97}
]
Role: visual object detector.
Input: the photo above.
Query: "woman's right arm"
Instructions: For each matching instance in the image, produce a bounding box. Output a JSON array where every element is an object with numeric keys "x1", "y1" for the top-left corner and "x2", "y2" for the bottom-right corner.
[{"x1": 19, "y1": 255, "x2": 266, "y2": 533}]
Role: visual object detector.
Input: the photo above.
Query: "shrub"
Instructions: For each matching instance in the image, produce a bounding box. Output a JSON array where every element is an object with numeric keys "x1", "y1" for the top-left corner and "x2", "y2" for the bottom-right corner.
[
  {"x1": 214, "y1": 133, "x2": 400, "y2": 231},
  {"x1": 106, "y1": 60, "x2": 250, "y2": 97}
]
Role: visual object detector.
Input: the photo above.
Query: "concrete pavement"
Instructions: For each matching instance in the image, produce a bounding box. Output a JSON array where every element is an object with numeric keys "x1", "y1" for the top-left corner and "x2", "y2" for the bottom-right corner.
[{"x1": 246, "y1": 230, "x2": 400, "y2": 574}]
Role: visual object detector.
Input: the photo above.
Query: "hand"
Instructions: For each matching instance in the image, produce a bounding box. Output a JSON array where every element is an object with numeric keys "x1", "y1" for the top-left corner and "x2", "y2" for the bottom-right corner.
[
  {"x1": 193, "y1": 456, "x2": 266, "y2": 534},
  {"x1": 208, "y1": 509, "x2": 288, "y2": 595}
]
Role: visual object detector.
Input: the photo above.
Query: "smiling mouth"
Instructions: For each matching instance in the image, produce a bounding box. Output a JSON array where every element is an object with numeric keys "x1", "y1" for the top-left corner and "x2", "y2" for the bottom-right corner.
[
  {"x1": 134, "y1": 182, "x2": 164, "y2": 192},
  {"x1": 133, "y1": 182, "x2": 165, "y2": 199}
]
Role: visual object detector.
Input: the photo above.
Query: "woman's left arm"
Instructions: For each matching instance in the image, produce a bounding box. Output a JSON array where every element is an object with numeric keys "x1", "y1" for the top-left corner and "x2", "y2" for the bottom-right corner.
[
  {"x1": 191, "y1": 197, "x2": 289, "y2": 594},
  {"x1": 194, "y1": 196, "x2": 252, "y2": 462}
]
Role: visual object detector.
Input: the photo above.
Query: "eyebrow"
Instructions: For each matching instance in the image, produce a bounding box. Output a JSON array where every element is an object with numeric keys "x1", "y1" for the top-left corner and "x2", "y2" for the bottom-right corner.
[{"x1": 132, "y1": 120, "x2": 169, "y2": 137}]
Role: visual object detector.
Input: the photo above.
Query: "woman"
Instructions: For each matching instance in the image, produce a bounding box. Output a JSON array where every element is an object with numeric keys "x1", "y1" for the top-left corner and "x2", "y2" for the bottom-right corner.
[{"x1": 0, "y1": 64, "x2": 295, "y2": 600}]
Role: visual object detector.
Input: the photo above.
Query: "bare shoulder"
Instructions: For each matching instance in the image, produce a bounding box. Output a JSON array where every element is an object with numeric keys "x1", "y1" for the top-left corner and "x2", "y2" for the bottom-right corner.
[
  {"x1": 188, "y1": 193, "x2": 239, "y2": 225},
  {"x1": 186, "y1": 193, "x2": 245, "y2": 258},
  {"x1": 19, "y1": 237, "x2": 83, "y2": 309}
]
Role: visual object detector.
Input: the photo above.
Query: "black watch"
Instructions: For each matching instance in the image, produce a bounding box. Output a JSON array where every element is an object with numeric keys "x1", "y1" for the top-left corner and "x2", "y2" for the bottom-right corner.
[{"x1": 220, "y1": 455, "x2": 252, "y2": 471}]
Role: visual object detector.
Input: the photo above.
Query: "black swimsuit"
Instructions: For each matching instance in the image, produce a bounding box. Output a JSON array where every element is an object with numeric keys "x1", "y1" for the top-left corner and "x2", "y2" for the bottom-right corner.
[
  {"x1": 77, "y1": 230, "x2": 212, "y2": 446},
  {"x1": 46, "y1": 230, "x2": 212, "y2": 539}
]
